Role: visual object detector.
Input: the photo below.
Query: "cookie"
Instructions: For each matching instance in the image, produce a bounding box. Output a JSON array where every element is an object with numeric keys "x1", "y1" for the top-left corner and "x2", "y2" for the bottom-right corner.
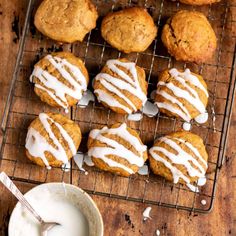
[
  {"x1": 179, "y1": 0, "x2": 220, "y2": 5},
  {"x1": 25, "y1": 113, "x2": 82, "y2": 169},
  {"x1": 161, "y1": 10, "x2": 217, "y2": 63},
  {"x1": 155, "y1": 68, "x2": 208, "y2": 122},
  {"x1": 87, "y1": 123, "x2": 148, "y2": 177},
  {"x1": 101, "y1": 7, "x2": 157, "y2": 53},
  {"x1": 34, "y1": 0, "x2": 98, "y2": 43},
  {"x1": 30, "y1": 52, "x2": 89, "y2": 112},
  {"x1": 149, "y1": 131, "x2": 208, "y2": 188},
  {"x1": 93, "y1": 58, "x2": 148, "y2": 114}
]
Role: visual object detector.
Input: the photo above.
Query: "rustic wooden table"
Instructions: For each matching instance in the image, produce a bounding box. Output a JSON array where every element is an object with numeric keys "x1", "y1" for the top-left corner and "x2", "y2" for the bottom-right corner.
[{"x1": 0, "y1": 1, "x2": 235, "y2": 235}]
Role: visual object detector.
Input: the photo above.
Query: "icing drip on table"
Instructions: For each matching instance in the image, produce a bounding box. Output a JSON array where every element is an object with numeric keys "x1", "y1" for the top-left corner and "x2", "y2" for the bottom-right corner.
[
  {"x1": 142, "y1": 101, "x2": 159, "y2": 117},
  {"x1": 77, "y1": 90, "x2": 95, "y2": 108},
  {"x1": 211, "y1": 106, "x2": 216, "y2": 132},
  {"x1": 194, "y1": 112, "x2": 208, "y2": 124},
  {"x1": 25, "y1": 113, "x2": 76, "y2": 169},
  {"x1": 143, "y1": 207, "x2": 152, "y2": 221},
  {"x1": 128, "y1": 113, "x2": 143, "y2": 121},
  {"x1": 73, "y1": 153, "x2": 87, "y2": 173},
  {"x1": 94, "y1": 59, "x2": 147, "y2": 114},
  {"x1": 197, "y1": 176, "x2": 207, "y2": 186},
  {"x1": 30, "y1": 55, "x2": 87, "y2": 111},
  {"x1": 149, "y1": 136, "x2": 207, "y2": 192},
  {"x1": 88, "y1": 123, "x2": 147, "y2": 174},
  {"x1": 62, "y1": 162, "x2": 71, "y2": 172},
  {"x1": 138, "y1": 164, "x2": 149, "y2": 175},
  {"x1": 72, "y1": 153, "x2": 94, "y2": 174},
  {"x1": 183, "y1": 122, "x2": 191, "y2": 131},
  {"x1": 155, "y1": 68, "x2": 208, "y2": 122},
  {"x1": 201, "y1": 199, "x2": 207, "y2": 205},
  {"x1": 83, "y1": 154, "x2": 95, "y2": 167}
]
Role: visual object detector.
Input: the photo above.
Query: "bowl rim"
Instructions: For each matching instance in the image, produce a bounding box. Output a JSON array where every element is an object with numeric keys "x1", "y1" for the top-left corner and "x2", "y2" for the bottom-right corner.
[{"x1": 8, "y1": 182, "x2": 104, "y2": 236}]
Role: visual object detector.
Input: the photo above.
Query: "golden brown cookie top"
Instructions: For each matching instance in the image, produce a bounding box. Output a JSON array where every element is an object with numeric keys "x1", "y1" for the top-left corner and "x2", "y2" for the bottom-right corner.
[
  {"x1": 25, "y1": 112, "x2": 81, "y2": 168},
  {"x1": 87, "y1": 123, "x2": 148, "y2": 176},
  {"x1": 161, "y1": 10, "x2": 217, "y2": 63},
  {"x1": 149, "y1": 131, "x2": 208, "y2": 189},
  {"x1": 155, "y1": 68, "x2": 208, "y2": 122},
  {"x1": 101, "y1": 7, "x2": 157, "y2": 53},
  {"x1": 30, "y1": 52, "x2": 89, "y2": 112},
  {"x1": 34, "y1": 0, "x2": 98, "y2": 43},
  {"x1": 93, "y1": 58, "x2": 148, "y2": 114},
  {"x1": 179, "y1": 0, "x2": 220, "y2": 5}
]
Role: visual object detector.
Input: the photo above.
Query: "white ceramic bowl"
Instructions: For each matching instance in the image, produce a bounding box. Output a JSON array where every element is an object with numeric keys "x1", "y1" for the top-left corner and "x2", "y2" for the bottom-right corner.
[{"x1": 8, "y1": 183, "x2": 103, "y2": 236}]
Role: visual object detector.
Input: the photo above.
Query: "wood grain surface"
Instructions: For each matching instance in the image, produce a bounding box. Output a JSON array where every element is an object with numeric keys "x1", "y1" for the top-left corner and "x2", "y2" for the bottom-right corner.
[{"x1": 0, "y1": 0, "x2": 236, "y2": 236}]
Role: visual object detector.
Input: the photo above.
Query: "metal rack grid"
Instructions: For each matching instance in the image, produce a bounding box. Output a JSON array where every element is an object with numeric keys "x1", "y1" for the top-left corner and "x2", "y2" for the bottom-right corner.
[{"x1": 0, "y1": 0, "x2": 236, "y2": 213}]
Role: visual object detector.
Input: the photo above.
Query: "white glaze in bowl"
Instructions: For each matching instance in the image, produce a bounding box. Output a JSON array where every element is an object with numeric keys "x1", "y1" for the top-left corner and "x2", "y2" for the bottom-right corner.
[{"x1": 8, "y1": 183, "x2": 103, "y2": 236}]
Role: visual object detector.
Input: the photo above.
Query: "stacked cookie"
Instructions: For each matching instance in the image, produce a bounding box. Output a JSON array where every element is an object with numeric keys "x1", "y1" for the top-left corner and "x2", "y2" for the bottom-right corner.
[{"x1": 23, "y1": 0, "x2": 221, "y2": 190}]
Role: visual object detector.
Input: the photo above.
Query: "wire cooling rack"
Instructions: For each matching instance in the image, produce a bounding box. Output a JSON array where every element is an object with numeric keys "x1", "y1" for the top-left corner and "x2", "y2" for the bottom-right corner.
[{"x1": 0, "y1": 0, "x2": 236, "y2": 213}]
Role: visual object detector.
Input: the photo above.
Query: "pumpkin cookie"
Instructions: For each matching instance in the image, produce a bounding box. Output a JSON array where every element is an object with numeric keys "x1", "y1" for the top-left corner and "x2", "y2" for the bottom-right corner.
[
  {"x1": 161, "y1": 10, "x2": 217, "y2": 63},
  {"x1": 149, "y1": 131, "x2": 208, "y2": 188},
  {"x1": 155, "y1": 68, "x2": 208, "y2": 122},
  {"x1": 87, "y1": 123, "x2": 148, "y2": 177},
  {"x1": 179, "y1": 0, "x2": 220, "y2": 5},
  {"x1": 101, "y1": 7, "x2": 157, "y2": 53},
  {"x1": 25, "y1": 113, "x2": 82, "y2": 169},
  {"x1": 93, "y1": 58, "x2": 148, "y2": 114},
  {"x1": 34, "y1": 0, "x2": 98, "y2": 43},
  {"x1": 30, "y1": 52, "x2": 89, "y2": 112}
]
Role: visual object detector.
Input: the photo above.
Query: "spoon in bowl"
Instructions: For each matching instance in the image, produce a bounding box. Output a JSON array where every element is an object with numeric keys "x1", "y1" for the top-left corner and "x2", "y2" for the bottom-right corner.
[{"x1": 0, "y1": 172, "x2": 60, "y2": 236}]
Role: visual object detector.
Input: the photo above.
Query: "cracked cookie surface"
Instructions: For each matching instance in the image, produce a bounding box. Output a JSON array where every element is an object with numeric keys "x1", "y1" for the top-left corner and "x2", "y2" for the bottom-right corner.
[
  {"x1": 161, "y1": 10, "x2": 217, "y2": 63},
  {"x1": 101, "y1": 7, "x2": 157, "y2": 53},
  {"x1": 34, "y1": 0, "x2": 98, "y2": 43}
]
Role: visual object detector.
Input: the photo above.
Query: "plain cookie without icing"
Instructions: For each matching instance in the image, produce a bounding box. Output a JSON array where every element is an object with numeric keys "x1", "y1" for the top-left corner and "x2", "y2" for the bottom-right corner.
[
  {"x1": 93, "y1": 58, "x2": 148, "y2": 114},
  {"x1": 30, "y1": 52, "x2": 89, "y2": 111},
  {"x1": 149, "y1": 131, "x2": 208, "y2": 186},
  {"x1": 179, "y1": 0, "x2": 220, "y2": 5},
  {"x1": 161, "y1": 10, "x2": 217, "y2": 63},
  {"x1": 101, "y1": 7, "x2": 157, "y2": 53},
  {"x1": 34, "y1": 0, "x2": 98, "y2": 43},
  {"x1": 25, "y1": 113, "x2": 82, "y2": 168},
  {"x1": 155, "y1": 68, "x2": 208, "y2": 122},
  {"x1": 87, "y1": 123, "x2": 148, "y2": 177}
]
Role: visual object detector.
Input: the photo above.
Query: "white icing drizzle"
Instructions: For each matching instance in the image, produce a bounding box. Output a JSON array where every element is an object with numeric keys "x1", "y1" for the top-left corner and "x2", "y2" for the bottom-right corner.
[
  {"x1": 156, "y1": 68, "x2": 208, "y2": 122},
  {"x1": 183, "y1": 122, "x2": 191, "y2": 131},
  {"x1": 169, "y1": 69, "x2": 208, "y2": 97},
  {"x1": 94, "y1": 59, "x2": 147, "y2": 114},
  {"x1": 143, "y1": 207, "x2": 152, "y2": 221},
  {"x1": 186, "y1": 183, "x2": 199, "y2": 192},
  {"x1": 25, "y1": 113, "x2": 76, "y2": 168},
  {"x1": 194, "y1": 112, "x2": 208, "y2": 124},
  {"x1": 30, "y1": 55, "x2": 87, "y2": 111},
  {"x1": 128, "y1": 113, "x2": 143, "y2": 121},
  {"x1": 149, "y1": 136, "x2": 207, "y2": 191},
  {"x1": 156, "y1": 229, "x2": 161, "y2": 236},
  {"x1": 142, "y1": 101, "x2": 159, "y2": 117},
  {"x1": 77, "y1": 90, "x2": 95, "y2": 108},
  {"x1": 88, "y1": 123, "x2": 147, "y2": 174},
  {"x1": 138, "y1": 164, "x2": 149, "y2": 175}
]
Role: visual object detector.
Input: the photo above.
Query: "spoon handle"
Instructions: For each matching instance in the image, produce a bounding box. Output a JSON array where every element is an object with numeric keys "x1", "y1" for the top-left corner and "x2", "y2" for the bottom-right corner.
[{"x1": 0, "y1": 172, "x2": 43, "y2": 223}]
